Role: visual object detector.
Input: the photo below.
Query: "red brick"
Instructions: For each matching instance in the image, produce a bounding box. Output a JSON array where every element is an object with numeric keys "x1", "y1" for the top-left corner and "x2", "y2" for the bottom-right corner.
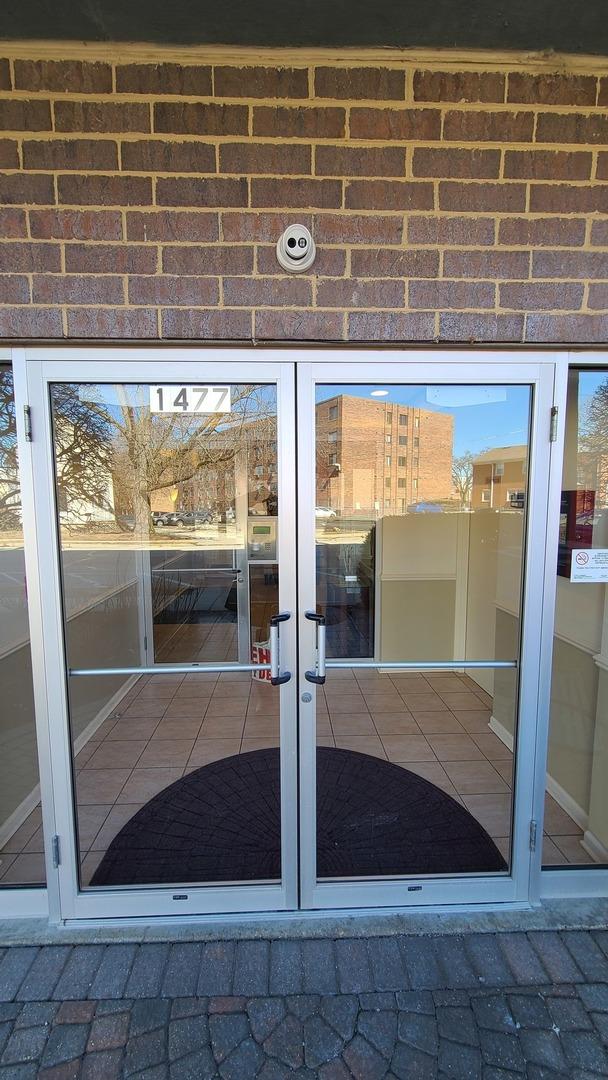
[
  {"x1": 161, "y1": 308, "x2": 252, "y2": 338},
  {"x1": 410, "y1": 280, "x2": 495, "y2": 309},
  {"x1": 0, "y1": 275, "x2": 29, "y2": 303},
  {"x1": 313, "y1": 213, "x2": 403, "y2": 244},
  {"x1": 156, "y1": 177, "x2": 247, "y2": 207},
  {"x1": 315, "y1": 67, "x2": 404, "y2": 100},
  {"x1": 219, "y1": 143, "x2": 311, "y2": 175},
  {"x1": 65, "y1": 244, "x2": 157, "y2": 274},
  {"x1": 500, "y1": 282, "x2": 584, "y2": 310},
  {"x1": 508, "y1": 72, "x2": 597, "y2": 106},
  {"x1": 0, "y1": 208, "x2": 27, "y2": 238},
  {"x1": 256, "y1": 309, "x2": 344, "y2": 339},
  {"x1": 529, "y1": 184, "x2": 608, "y2": 213},
  {"x1": 532, "y1": 250, "x2": 608, "y2": 279},
  {"x1": 251, "y1": 178, "x2": 341, "y2": 208},
  {"x1": 221, "y1": 211, "x2": 313, "y2": 241},
  {"x1": 444, "y1": 249, "x2": 529, "y2": 279},
  {"x1": 223, "y1": 276, "x2": 312, "y2": 306},
  {"x1": 154, "y1": 102, "x2": 247, "y2": 136},
  {"x1": 588, "y1": 284, "x2": 608, "y2": 309},
  {"x1": 0, "y1": 174, "x2": 54, "y2": 206},
  {"x1": 0, "y1": 140, "x2": 18, "y2": 169},
  {"x1": 0, "y1": 59, "x2": 10, "y2": 91},
  {"x1": 414, "y1": 70, "x2": 505, "y2": 103},
  {"x1": 439, "y1": 182, "x2": 526, "y2": 213},
  {"x1": 253, "y1": 106, "x2": 345, "y2": 138},
  {"x1": 0, "y1": 306, "x2": 62, "y2": 337},
  {"x1": 408, "y1": 216, "x2": 495, "y2": 246},
  {"x1": 0, "y1": 99, "x2": 51, "y2": 131},
  {"x1": 591, "y1": 220, "x2": 608, "y2": 246},
  {"x1": 526, "y1": 313, "x2": 608, "y2": 342},
  {"x1": 162, "y1": 245, "x2": 253, "y2": 275},
  {"x1": 345, "y1": 180, "x2": 433, "y2": 211},
  {"x1": 350, "y1": 108, "x2": 441, "y2": 141},
  {"x1": 58, "y1": 175, "x2": 151, "y2": 206},
  {"x1": 600, "y1": 79, "x2": 608, "y2": 106},
  {"x1": 315, "y1": 146, "x2": 405, "y2": 177},
  {"x1": 55, "y1": 101, "x2": 150, "y2": 134},
  {"x1": 14, "y1": 59, "x2": 112, "y2": 93},
  {"x1": 30, "y1": 209, "x2": 123, "y2": 240},
  {"x1": 127, "y1": 211, "x2": 219, "y2": 242},
  {"x1": 23, "y1": 139, "x2": 118, "y2": 171},
  {"x1": 116, "y1": 63, "x2": 211, "y2": 96},
  {"x1": 504, "y1": 150, "x2": 592, "y2": 180},
  {"x1": 498, "y1": 217, "x2": 586, "y2": 247},
  {"x1": 256, "y1": 244, "x2": 346, "y2": 276},
  {"x1": 121, "y1": 140, "x2": 216, "y2": 173},
  {"x1": 316, "y1": 278, "x2": 404, "y2": 308},
  {"x1": 536, "y1": 112, "x2": 608, "y2": 144},
  {"x1": 128, "y1": 275, "x2": 219, "y2": 306},
  {"x1": 67, "y1": 307, "x2": 158, "y2": 338},
  {"x1": 412, "y1": 148, "x2": 500, "y2": 179},
  {"x1": 440, "y1": 312, "x2": 524, "y2": 341},
  {"x1": 350, "y1": 249, "x2": 439, "y2": 278},
  {"x1": 348, "y1": 311, "x2": 435, "y2": 340},
  {"x1": 443, "y1": 110, "x2": 534, "y2": 142},
  {"x1": 595, "y1": 154, "x2": 608, "y2": 180},
  {"x1": 215, "y1": 66, "x2": 308, "y2": 99},
  {"x1": 0, "y1": 241, "x2": 60, "y2": 272},
  {"x1": 32, "y1": 274, "x2": 125, "y2": 304}
]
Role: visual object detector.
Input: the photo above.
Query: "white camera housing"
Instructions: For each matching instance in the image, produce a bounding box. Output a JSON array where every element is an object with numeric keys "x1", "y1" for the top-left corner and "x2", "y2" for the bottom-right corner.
[{"x1": 276, "y1": 223, "x2": 316, "y2": 273}]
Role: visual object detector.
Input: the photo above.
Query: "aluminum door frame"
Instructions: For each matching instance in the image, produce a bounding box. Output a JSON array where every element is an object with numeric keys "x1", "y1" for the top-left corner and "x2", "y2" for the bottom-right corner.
[
  {"x1": 297, "y1": 353, "x2": 559, "y2": 911},
  {"x1": 21, "y1": 350, "x2": 298, "y2": 922}
]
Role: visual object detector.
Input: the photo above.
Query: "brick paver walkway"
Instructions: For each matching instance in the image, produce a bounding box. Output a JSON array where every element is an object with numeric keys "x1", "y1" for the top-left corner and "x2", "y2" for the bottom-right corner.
[{"x1": 0, "y1": 931, "x2": 607, "y2": 1076}]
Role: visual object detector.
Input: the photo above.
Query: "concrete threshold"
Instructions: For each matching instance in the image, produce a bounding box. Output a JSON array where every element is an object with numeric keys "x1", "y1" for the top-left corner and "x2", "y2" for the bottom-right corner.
[{"x1": 0, "y1": 897, "x2": 607, "y2": 946}]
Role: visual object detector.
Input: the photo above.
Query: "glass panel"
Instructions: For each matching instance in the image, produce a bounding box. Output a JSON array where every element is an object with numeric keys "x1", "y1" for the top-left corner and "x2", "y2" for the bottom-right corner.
[
  {"x1": 0, "y1": 364, "x2": 45, "y2": 886},
  {"x1": 49, "y1": 381, "x2": 281, "y2": 889},
  {"x1": 543, "y1": 368, "x2": 608, "y2": 868},
  {"x1": 315, "y1": 383, "x2": 531, "y2": 879}
]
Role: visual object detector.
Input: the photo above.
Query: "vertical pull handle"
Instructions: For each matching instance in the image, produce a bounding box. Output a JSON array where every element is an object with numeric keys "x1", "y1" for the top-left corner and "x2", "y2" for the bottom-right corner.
[
  {"x1": 269, "y1": 612, "x2": 291, "y2": 685},
  {"x1": 305, "y1": 611, "x2": 326, "y2": 685}
]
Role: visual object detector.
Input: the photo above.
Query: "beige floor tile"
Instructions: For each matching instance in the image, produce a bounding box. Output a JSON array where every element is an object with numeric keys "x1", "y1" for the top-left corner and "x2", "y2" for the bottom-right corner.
[
  {"x1": 398, "y1": 693, "x2": 448, "y2": 712},
  {"x1": 330, "y1": 714, "x2": 377, "y2": 736},
  {"x1": 316, "y1": 735, "x2": 336, "y2": 747},
  {"x1": 544, "y1": 794, "x2": 583, "y2": 835},
  {"x1": 355, "y1": 673, "x2": 393, "y2": 688},
  {"x1": 471, "y1": 732, "x2": 512, "y2": 759},
  {"x1": 473, "y1": 689, "x2": 494, "y2": 708},
  {"x1": 335, "y1": 736, "x2": 387, "y2": 759},
  {"x1": 243, "y1": 716, "x2": 280, "y2": 738},
  {"x1": 210, "y1": 683, "x2": 251, "y2": 700},
  {"x1": 84, "y1": 740, "x2": 147, "y2": 770},
  {"x1": 134, "y1": 686, "x2": 176, "y2": 701},
  {"x1": 315, "y1": 717, "x2": 332, "y2": 737},
  {"x1": 426, "y1": 734, "x2": 485, "y2": 761},
  {"x1": 199, "y1": 715, "x2": 246, "y2": 739},
  {"x1": 0, "y1": 855, "x2": 17, "y2": 879},
  {"x1": 552, "y1": 834, "x2": 597, "y2": 864},
  {"x1": 23, "y1": 826, "x2": 45, "y2": 854},
  {"x1": 90, "y1": 718, "x2": 121, "y2": 741},
  {"x1": 205, "y1": 700, "x2": 248, "y2": 719},
  {"x1": 106, "y1": 717, "x2": 162, "y2": 741},
  {"x1": 425, "y1": 677, "x2": 470, "y2": 693},
  {"x1": 381, "y1": 735, "x2": 435, "y2": 762},
  {"x1": 182, "y1": 673, "x2": 220, "y2": 686},
  {"x1": 151, "y1": 718, "x2": 203, "y2": 741},
  {"x1": 247, "y1": 697, "x2": 281, "y2": 717},
  {"x1": 493, "y1": 836, "x2": 511, "y2": 862},
  {"x1": 76, "y1": 742, "x2": 98, "y2": 768},
  {"x1": 442, "y1": 760, "x2": 510, "y2": 795},
  {"x1": 0, "y1": 808, "x2": 42, "y2": 853},
  {"x1": 173, "y1": 685, "x2": 214, "y2": 701},
  {"x1": 75, "y1": 805, "x2": 111, "y2": 849},
  {"x1": 452, "y1": 710, "x2": 492, "y2": 733},
  {"x1": 492, "y1": 759, "x2": 514, "y2": 784},
  {"x1": 116, "y1": 767, "x2": 184, "y2": 804},
  {"x1": 123, "y1": 701, "x2": 168, "y2": 719},
  {"x1": 163, "y1": 700, "x2": 210, "y2": 719},
  {"x1": 89, "y1": 803, "x2": 144, "y2": 851},
  {"x1": 389, "y1": 674, "x2": 429, "y2": 687},
  {"x1": 137, "y1": 740, "x2": 195, "y2": 767},
  {"x1": 80, "y1": 849, "x2": 106, "y2": 887},
  {"x1": 0, "y1": 852, "x2": 46, "y2": 884},
  {"x1": 77, "y1": 769, "x2": 131, "y2": 805},
  {"x1": 361, "y1": 694, "x2": 406, "y2": 713},
  {"x1": 188, "y1": 739, "x2": 241, "y2": 767},
  {"x1": 325, "y1": 695, "x2": 368, "y2": 714},
  {"x1": 241, "y1": 737, "x2": 278, "y2": 752},
  {"x1": 542, "y1": 835, "x2": 569, "y2": 866},
  {"x1": 392, "y1": 760, "x2": 453, "y2": 792},
  {"x1": 217, "y1": 670, "x2": 253, "y2": 683},
  {"x1": 371, "y1": 714, "x2": 419, "y2": 735},
  {"x1": 437, "y1": 692, "x2": 490, "y2": 711},
  {"x1": 414, "y1": 712, "x2": 465, "y2": 734},
  {"x1": 462, "y1": 793, "x2": 512, "y2": 837}
]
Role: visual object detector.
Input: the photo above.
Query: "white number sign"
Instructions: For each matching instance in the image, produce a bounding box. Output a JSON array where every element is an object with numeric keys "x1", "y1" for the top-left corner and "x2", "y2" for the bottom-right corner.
[{"x1": 149, "y1": 385, "x2": 231, "y2": 414}]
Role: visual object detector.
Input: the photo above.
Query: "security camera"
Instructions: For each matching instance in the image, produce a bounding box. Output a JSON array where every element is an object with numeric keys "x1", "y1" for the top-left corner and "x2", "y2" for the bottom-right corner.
[{"x1": 276, "y1": 223, "x2": 316, "y2": 273}]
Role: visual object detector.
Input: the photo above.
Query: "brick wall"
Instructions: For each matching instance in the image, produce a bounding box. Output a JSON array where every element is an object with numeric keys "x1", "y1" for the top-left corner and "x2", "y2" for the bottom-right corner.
[{"x1": 0, "y1": 49, "x2": 608, "y2": 343}]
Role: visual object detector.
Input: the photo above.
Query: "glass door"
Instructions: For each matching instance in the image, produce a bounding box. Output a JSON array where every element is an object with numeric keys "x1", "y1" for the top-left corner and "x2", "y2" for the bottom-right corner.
[
  {"x1": 297, "y1": 356, "x2": 557, "y2": 910},
  {"x1": 27, "y1": 356, "x2": 297, "y2": 919}
]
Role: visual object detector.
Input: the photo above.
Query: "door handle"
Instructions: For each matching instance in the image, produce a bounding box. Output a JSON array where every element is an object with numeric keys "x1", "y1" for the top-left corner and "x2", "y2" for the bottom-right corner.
[
  {"x1": 305, "y1": 611, "x2": 326, "y2": 685},
  {"x1": 269, "y1": 612, "x2": 291, "y2": 685}
]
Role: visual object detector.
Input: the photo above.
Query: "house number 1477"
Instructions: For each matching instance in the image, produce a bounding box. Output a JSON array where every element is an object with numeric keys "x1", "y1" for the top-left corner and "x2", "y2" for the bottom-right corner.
[{"x1": 149, "y1": 385, "x2": 231, "y2": 414}]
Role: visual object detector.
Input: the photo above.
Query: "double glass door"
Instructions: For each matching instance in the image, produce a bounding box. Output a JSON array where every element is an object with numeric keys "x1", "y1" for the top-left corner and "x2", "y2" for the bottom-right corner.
[{"x1": 24, "y1": 351, "x2": 556, "y2": 919}]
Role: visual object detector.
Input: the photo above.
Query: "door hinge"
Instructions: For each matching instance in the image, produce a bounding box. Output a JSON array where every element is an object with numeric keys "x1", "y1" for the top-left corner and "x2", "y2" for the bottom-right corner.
[
  {"x1": 23, "y1": 405, "x2": 32, "y2": 442},
  {"x1": 51, "y1": 834, "x2": 61, "y2": 868},
  {"x1": 529, "y1": 820, "x2": 538, "y2": 852},
  {"x1": 549, "y1": 405, "x2": 559, "y2": 442}
]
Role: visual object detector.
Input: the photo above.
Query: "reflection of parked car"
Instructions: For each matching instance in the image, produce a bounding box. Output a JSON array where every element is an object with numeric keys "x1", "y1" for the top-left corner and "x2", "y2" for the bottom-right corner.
[
  {"x1": 315, "y1": 506, "x2": 337, "y2": 519},
  {"x1": 153, "y1": 509, "x2": 213, "y2": 527}
]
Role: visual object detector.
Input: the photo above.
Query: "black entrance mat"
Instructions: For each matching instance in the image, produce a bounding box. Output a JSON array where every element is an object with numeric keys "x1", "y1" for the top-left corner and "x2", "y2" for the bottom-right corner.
[{"x1": 90, "y1": 747, "x2": 507, "y2": 886}]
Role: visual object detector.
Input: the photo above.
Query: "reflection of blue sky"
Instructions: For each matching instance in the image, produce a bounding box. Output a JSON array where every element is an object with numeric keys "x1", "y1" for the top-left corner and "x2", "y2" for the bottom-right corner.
[
  {"x1": 69, "y1": 383, "x2": 276, "y2": 431},
  {"x1": 579, "y1": 371, "x2": 608, "y2": 415},
  {"x1": 316, "y1": 384, "x2": 531, "y2": 456}
]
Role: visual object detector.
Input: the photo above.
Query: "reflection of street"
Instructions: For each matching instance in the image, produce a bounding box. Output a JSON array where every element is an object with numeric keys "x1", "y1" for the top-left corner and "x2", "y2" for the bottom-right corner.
[{"x1": 56, "y1": 524, "x2": 247, "y2": 552}]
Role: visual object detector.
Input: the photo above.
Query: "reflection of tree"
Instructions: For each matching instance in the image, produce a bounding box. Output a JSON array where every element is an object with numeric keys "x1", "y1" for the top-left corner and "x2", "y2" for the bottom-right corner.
[
  {"x1": 0, "y1": 368, "x2": 20, "y2": 527},
  {"x1": 452, "y1": 452, "x2": 474, "y2": 507},
  {"x1": 580, "y1": 379, "x2": 608, "y2": 506}
]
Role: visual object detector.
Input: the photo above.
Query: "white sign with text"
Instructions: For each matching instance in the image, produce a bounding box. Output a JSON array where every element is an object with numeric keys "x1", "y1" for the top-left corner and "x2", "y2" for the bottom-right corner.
[
  {"x1": 150, "y1": 385, "x2": 231, "y2": 414},
  {"x1": 570, "y1": 549, "x2": 608, "y2": 582}
]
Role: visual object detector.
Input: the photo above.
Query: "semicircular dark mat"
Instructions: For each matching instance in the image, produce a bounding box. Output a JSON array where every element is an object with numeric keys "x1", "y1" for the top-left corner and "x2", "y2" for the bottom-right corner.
[{"x1": 90, "y1": 746, "x2": 507, "y2": 887}]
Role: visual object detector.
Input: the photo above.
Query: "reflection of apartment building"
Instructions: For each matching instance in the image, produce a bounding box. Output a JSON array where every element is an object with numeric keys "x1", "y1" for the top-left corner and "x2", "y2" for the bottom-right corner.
[
  {"x1": 471, "y1": 446, "x2": 527, "y2": 510},
  {"x1": 316, "y1": 395, "x2": 454, "y2": 516}
]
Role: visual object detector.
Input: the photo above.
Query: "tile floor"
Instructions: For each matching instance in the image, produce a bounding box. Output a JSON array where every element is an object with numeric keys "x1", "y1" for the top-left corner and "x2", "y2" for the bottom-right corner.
[{"x1": 0, "y1": 668, "x2": 594, "y2": 886}]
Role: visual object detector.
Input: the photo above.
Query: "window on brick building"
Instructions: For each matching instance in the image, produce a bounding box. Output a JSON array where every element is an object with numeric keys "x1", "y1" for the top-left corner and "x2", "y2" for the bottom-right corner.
[
  {"x1": 399, "y1": 414, "x2": 408, "y2": 426},
  {"x1": 385, "y1": 477, "x2": 391, "y2": 488},
  {"x1": 386, "y1": 455, "x2": 392, "y2": 466},
  {"x1": 328, "y1": 452, "x2": 338, "y2": 466},
  {"x1": 414, "y1": 417, "x2": 420, "y2": 428},
  {"x1": 386, "y1": 412, "x2": 393, "y2": 424},
  {"x1": 398, "y1": 478, "x2": 406, "y2": 489},
  {"x1": 386, "y1": 434, "x2": 392, "y2": 444},
  {"x1": 414, "y1": 438, "x2": 420, "y2": 449},
  {"x1": 399, "y1": 436, "x2": 407, "y2": 446},
  {"x1": 413, "y1": 478, "x2": 418, "y2": 490},
  {"x1": 328, "y1": 431, "x2": 337, "y2": 443},
  {"x1": 328, "y1": 405, "x2": 338, "y2": 420},
  {"x1": 398, "y1": 456, "x2": 406, "y2": 467}
]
